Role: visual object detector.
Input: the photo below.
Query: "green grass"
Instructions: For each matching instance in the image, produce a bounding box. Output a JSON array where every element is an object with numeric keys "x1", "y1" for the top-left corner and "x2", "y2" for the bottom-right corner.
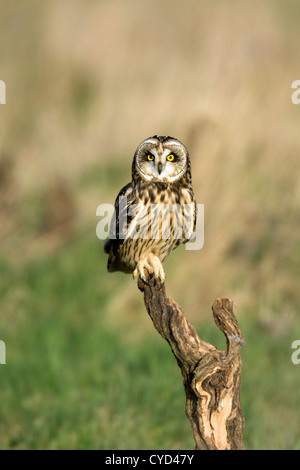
[
  {"x1": 0, "y1": 233, "x2": 299, "y2": 450},
  {"x1": 0, "y1": 235, "x2": 191, "y2": 450}
]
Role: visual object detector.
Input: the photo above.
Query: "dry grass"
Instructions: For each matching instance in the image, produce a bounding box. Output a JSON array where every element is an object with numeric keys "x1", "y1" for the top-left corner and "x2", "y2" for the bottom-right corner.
[{"x1": 2, "y1": 0, "x2": 299, "y2": 321}]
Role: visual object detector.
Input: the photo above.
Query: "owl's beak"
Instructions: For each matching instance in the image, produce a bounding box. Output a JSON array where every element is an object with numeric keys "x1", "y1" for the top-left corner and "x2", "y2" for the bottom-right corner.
[{"x1": 157, "y1": 162, "x2": 163, "y2": 175}]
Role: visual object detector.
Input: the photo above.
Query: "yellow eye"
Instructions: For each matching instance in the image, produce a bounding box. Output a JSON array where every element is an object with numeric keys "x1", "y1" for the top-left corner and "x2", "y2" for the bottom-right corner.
[
  {"x1": 147, "y1": 154, "x2": 154, "y2": 161},
  {"x1": 167, "y1": 154, "x2": 175, "y2": 162}
]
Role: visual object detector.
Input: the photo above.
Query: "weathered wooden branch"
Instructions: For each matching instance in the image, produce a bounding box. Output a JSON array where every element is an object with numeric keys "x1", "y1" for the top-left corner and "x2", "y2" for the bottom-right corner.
[{"x1": 138, "y1": 274, "x2": 245, "y2": 450}]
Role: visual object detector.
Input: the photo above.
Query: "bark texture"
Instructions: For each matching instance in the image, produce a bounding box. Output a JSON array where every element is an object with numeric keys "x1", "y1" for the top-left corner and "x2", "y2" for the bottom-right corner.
[{"x1": 138, "y1": 274, "x2": 245, "y2": 450}]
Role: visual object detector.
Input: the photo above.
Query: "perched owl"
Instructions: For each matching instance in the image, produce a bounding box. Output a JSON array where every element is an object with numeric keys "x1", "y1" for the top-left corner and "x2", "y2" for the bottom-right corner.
[{"x1": 104, "y1": 135, "x2": 196, "y2": 283}]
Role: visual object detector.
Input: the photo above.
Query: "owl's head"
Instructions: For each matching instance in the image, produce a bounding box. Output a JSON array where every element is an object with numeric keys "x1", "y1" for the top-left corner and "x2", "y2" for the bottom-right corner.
[{"x1": 133, "y1": 135, "x2": 190, "y2": 183}]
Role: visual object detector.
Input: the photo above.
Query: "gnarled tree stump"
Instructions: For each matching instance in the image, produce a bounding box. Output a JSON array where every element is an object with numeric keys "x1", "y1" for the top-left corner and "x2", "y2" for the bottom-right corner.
[{"x1": 138, "y1": 274, "x2": 245, "y2": 450}]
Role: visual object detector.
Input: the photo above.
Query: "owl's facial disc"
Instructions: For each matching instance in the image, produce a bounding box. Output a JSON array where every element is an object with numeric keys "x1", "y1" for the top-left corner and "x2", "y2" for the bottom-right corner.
[{"x1": 135, "y1": 138, "x2": 187, "y2": 183}]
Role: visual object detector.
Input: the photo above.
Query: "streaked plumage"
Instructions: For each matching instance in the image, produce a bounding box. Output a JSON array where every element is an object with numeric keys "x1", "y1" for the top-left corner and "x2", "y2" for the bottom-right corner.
[{"x1": 104, "y1": 135, "x2": 196, "y2": 282}]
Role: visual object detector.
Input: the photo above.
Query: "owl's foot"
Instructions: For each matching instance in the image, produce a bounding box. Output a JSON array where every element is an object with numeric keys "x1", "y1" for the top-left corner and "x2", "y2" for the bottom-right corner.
[
  {"x1": 133, "y1": 257, "x2": 154, "y2": 283},
  {"x1": 147, "y1": 253, "x2": 165, "y2": 283},
  {"x1": 133, "y1": 253, "x2": 165, "y2": 284}
]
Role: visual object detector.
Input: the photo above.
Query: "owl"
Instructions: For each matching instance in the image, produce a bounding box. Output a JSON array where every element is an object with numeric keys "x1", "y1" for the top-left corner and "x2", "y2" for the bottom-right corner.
[{"x1": 104, "y1": 135, "x2": 196, "y2": 283}]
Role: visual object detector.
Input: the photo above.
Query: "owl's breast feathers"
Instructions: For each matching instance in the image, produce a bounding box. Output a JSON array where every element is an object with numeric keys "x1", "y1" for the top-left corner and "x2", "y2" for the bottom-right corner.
[{"x1": 104, "y1": 177, "x2": 196, "y2": 273}]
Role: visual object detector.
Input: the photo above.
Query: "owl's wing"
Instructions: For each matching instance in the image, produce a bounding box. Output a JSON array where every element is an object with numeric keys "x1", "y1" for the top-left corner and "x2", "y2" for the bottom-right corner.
[
  {"x1": 183, "y1": 199, "x2": 197, "y2": 243},
  {"x1": 104, "y1": 182, "x2": 142, "y2": 272},
  {"x1": 172, "y1": 199, "x2": 197, "y2": 250},
  {"x1": 104, "y1": 182, "x2": 132, "y2": 255}
]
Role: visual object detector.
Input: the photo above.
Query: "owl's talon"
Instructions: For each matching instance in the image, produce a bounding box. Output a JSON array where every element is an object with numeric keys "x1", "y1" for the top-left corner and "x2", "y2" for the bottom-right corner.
[
  {"x1": 133, "y1": 254, "x2": 165, "y2": 284},
  {"x1": 133, "y1": 259, "x2": 154, "y2": 283},
  {"x1": 139, "y1": 272, "x2": 148, "y2": 282},
  {"x1": 146, "y1": 253, "x2": 165, "y2": 284}
]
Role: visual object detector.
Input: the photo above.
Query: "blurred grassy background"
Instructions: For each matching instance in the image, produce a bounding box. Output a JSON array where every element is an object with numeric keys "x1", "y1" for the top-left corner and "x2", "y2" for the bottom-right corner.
[{"x1": 1, "y1": 0, "x2": 300, "y2": 450}]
